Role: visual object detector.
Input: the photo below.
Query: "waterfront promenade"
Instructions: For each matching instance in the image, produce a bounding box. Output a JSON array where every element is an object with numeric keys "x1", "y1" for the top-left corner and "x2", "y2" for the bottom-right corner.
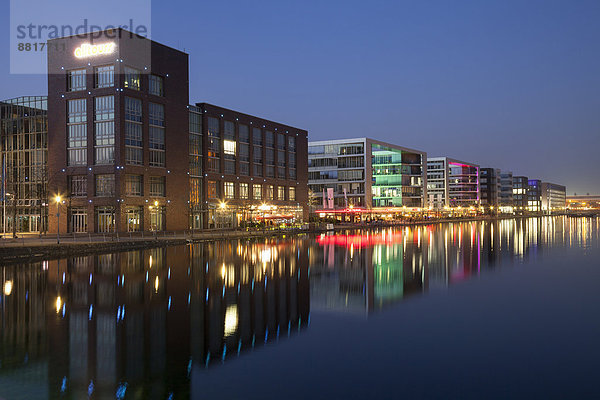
[{"x1": 1, "y1": 213, "x2": 588, "y2": 264}]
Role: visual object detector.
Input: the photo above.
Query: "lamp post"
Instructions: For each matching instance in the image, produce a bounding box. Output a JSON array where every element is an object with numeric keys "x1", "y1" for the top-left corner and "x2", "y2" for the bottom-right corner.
[{"x1": 55, "y1": 194, "x2": 61, "y2": 244}]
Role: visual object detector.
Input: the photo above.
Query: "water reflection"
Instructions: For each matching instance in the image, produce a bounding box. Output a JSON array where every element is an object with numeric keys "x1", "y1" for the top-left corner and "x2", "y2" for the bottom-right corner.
[
  {"x1": 310, "y1": 216, "x2": 600, "y2": 314},
  {"x1": 1, "y1": 217, "x2": 599, "y2": 398},
  {"x1": 0, "y1": 238, "x2": 310, "y2": 399}
]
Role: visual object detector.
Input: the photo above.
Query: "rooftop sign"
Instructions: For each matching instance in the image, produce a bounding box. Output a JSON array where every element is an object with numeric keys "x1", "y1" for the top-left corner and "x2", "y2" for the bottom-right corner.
[{"x1": 74, "y1": 42, "x2": 116, "y2": 58}]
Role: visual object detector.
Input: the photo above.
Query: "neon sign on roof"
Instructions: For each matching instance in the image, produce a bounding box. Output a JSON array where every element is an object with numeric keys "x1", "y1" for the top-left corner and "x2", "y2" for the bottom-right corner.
[{"x1": 74, "y1": 42, "x2": 116, "y2": 58}]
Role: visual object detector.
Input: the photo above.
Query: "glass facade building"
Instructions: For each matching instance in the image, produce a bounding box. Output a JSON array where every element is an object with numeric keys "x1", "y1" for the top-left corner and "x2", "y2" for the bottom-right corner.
[
  {"x1": 0, "y1": 96, "x2": 48, "y2": 234},
  {"x1": 480, "y1": 168, "x2": 501, "y2": 210},
  {"x1": 512, "y1": 176, "x2": 529, "y2": 214},
  {"x1": 499, "y1": 171, "x2": 514, "y2": 212},
  {"x1": 427, "y1": 157, "x2": 480, "y2": 208},
  {"x1": 527, "y1": 179, "x2": 542, "y2": 212},
  {"x1": 308, "y1": 138, "x2": 427, "y2": 215},
  {"x1": 541, "y1": 182, "x2": 566, "y2": 214}
]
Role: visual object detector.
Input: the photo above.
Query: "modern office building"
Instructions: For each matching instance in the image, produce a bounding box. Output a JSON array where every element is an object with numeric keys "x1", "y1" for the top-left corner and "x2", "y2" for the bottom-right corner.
[
  {"x1": 0, "y1": 96, "x2": 48, "y2": 235},
  {"x1": 427, "y1": 157, "x2": 479, "y2": 209},
  {"x1": 190, "y1": 103, "x2": 308, "y2": 229},
  {"x1": 480, "y1": 167, "x2": 501, "y2": 210},
  {"x1": 499, "y1": 170, "x2": 514, "y2": 212},
  {"x1": 45, "y1": 29, "x2": 307, "y2": 234},
  {"x1": 541, "y1": 182, "x2": 566, "y2": 214},
  {"x1": 512, "y1": 176, "x2": 528, "y2": 214},
  {"x1": 47, "y1": 29, "x2": 190, "y2": 234},
  {"x1": 308, "y1": 138, "x2": 427, "y2": 217},
  {"x1": 527, "y1": 179, "x2": 542, "y2": 213}
]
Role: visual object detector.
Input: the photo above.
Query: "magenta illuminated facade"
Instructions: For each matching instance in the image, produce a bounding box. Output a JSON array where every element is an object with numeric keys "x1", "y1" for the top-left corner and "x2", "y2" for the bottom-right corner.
[{"x1": 427, "y1": 157, "x2": 480, "y2": 208}]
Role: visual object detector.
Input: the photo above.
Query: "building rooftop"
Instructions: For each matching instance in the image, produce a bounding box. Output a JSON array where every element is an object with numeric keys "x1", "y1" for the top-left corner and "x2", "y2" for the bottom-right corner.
[
  {"x1": 308, "y1": 137, "x2": 426, "y2": 155},
  {"x1": 427, "y1": 156, "x2": 479, "y2": 168}
]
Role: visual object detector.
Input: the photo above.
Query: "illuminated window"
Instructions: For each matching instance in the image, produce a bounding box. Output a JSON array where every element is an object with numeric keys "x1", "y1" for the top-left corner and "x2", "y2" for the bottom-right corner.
[
  {"x1": 95, "y1": 206, "x2": 115, "y2": 233},
  {"x1": 289, "y1": 186, "x2": 296, "y2": 201},
  {"x1": 278, "y1": 186, "x2": 285, "y2": 200},
  {"x1": 208, "y1": 180, "x2": 219, "y2": 199},
  {"x1": 126, "y1": 207, "x2": 142, "y2": 232},
  {"x1": 224, "y1": 140, "x2": 236, "y2": 156},
  {"x1": 266, "y1": 185, "x2": 274, "y2": 200},
  {"x1": 240, "y1": 183, "x2": 249, "y2": 199},
  {"x1": 124, "y1": 67, "x2": 141, "y2": 90},
  {"x1": 224, "y1": 182, "x2": 235, "y2": 199},
  {"x1": 253, "y1": 184, "x2": 262, "y2": 200}
]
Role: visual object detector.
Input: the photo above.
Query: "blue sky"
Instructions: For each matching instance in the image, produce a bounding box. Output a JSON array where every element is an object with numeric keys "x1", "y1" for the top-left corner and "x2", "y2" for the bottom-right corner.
[{"x1": 1, "y1": 0, "x2": 599, "y2": 193}]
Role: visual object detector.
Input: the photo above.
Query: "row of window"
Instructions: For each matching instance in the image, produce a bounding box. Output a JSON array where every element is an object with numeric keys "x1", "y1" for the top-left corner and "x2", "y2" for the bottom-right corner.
[
  {"x1": 69, "y1": 174, "x2": 166, "y2": 197},
  {"x1": 70, "y1": 205, "x2": 165, "y2": 233},
  {"x1": 207, "y1": 145, "x2": 297, "y2": 177},
  {"x1": 67, "y1": 96, "x2": 165, "y2": 167},
  {"x1": 68, "y1": 65, "x2": 164, "y2": 96},
  {"x1": 308, "y1": 144, "x2": 364, "y2": 155},
  {"x1": 308, "y1": 169, "x2": 372, "y2": 182},
  {"x1": 207, "y1": 181, "x2": 296, "y2": 202},
  {"x1": 207, "y1": 117, "x2": 297, "y2": 151}
]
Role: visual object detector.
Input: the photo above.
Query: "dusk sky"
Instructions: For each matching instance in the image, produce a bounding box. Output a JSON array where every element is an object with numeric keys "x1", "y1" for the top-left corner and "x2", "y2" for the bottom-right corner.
[{"x1": 1, "y1": 0, "x2": 599, "y2": 194}]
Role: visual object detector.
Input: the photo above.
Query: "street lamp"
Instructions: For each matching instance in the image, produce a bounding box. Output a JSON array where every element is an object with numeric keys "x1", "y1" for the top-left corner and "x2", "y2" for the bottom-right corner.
[
  {"x1": 219, "y1": 202, "x2": 227, "y2": 228},
  {"x1": 55, "y1": 194, "x2": 61, "y2": 244}
]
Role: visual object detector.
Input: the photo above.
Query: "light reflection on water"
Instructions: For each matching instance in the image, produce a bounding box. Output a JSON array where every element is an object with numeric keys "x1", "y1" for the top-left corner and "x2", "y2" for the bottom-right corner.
[
  {"x1": 0, "y1": 216, "x2": 598, "y2": 399},
  {"x1": 310, "y1": 216, "x2": 600, "y2": 314}
]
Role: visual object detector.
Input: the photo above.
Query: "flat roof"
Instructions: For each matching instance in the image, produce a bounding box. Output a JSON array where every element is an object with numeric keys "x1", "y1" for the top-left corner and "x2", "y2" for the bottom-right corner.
[
  {"x1": 427, "y1": 156, "x2": 479, "y2": 168},
  {"x1": 194, "y1": 102, "x2": 307, "y2": 133},
  {"x1": 308, "y1": 137, "x2": 426, "y2": 155},
  {"x1": 47, "y1": 28, "x2": 188, "y2": 55}
]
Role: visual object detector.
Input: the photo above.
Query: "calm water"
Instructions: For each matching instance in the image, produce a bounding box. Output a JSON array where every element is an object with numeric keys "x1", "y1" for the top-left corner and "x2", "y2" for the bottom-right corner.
[{"x1": 1, "y1": 216, "x2": 600, "y2": 399}]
